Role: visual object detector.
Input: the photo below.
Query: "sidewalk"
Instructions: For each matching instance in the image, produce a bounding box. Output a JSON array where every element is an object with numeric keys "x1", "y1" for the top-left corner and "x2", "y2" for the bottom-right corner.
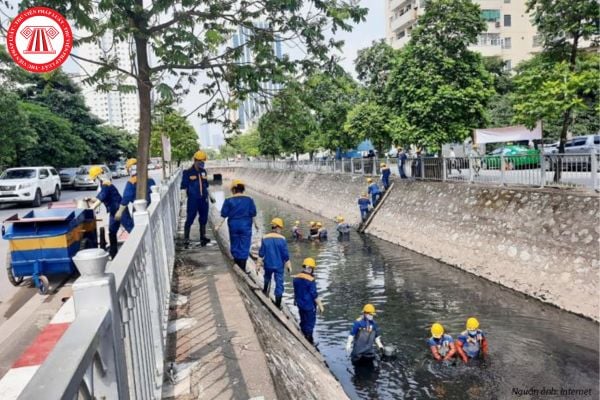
[{"x1": 162, "y1": 224, "x2": 277, "y2": 400}]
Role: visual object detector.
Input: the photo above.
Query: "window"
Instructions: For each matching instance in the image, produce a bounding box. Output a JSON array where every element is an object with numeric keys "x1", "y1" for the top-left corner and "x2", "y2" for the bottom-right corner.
[
  {"x1": 503, "y1": 37, "x2": 511, "y2": 49},
  {"x1": 504, "y1": 60, "x2": 512, "y2": 71},
  {"x1": 50, "y1": 168, "x2": 58, "y2": 176},
  {"x1": 504, "y1": 14, "x2": 511, "y2": 27},
  {"x1": 39, "y1": 169, "x2": 49, "y2": 179},
  {"x1": 481, "y1": 9, "x2": 500, "y2": 22},
  {"x1": 594, "y1": 136, "x2": 600, "y2": 145},
  {"x1": 397, "y1": 30, "x2": 405, "y2": 39}
]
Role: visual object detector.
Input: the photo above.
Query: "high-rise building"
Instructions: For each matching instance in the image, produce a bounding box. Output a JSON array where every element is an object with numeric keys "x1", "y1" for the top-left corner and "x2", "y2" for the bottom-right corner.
[
  {"x1": 74, "y1": 32, "x2": 140, "y2": 134},
  {"x1": 385, "y1": 0, "x2": 541, "y2": 70},
  {"x1": 230, "y1": 23, "x2": 283, "y2": 131}
]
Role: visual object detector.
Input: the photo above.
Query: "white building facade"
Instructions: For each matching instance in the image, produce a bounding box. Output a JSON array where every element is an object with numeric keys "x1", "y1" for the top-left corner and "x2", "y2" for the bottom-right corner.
[{"x1": 385, "y1": 0, "x2": 541, "y2": 70}]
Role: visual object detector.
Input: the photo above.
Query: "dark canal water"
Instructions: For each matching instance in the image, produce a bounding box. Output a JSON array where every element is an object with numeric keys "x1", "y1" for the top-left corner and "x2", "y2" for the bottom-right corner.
[{"x1": 219, "y1": 188, "x2": 599, "y2": 400}]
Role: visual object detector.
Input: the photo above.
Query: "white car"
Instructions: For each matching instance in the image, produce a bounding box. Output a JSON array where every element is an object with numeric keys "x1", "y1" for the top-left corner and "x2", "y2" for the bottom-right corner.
[{"x1": 0, "y1": 167, "x2": 61, "y2": 207}]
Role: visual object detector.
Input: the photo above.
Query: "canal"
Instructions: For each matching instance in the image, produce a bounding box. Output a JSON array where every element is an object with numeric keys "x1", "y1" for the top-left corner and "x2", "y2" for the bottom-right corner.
[{"x1": 218, "y1": 187, "x2": 599, "y2": 399}]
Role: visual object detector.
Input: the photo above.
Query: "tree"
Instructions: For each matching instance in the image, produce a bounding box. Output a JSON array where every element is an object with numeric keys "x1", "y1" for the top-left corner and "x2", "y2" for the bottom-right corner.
[
  {"x1": 14, "y1": 0, "x2": 367, "y2": 199},
  {"x1": 0, "y1": 89, "x2": 37, "y2": 167},
  {"x1": 19, "y1": 102, "x2": 88, "y2": 167},
  {"x1": 257, "y1": 114, "x2": 283, "y2": 159},
  {"x1": 387, "y1": 0, "x2": 494, "y2": 152},
  {"x1": 151, "y1": 109, "x2": 199, "y2": 164},
  {"x1": 344, "y1": 102, "x2": 392, "y2": 155},
  {"x1": 354, "y1": 40, "x2": 398, "y2": 104},
  {"x1": 526, "y1": 0, "x2": 599, "y2": 153}
]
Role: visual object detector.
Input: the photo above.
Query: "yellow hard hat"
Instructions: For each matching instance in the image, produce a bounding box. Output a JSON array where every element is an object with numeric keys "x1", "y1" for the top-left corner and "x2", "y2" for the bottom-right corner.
[
  {"x1": 466, "y1": 317, "x2": 480, "y2": 331},
  {"x1": 88, "y1": 165, "x2": 104, "y2": 180},
  {"x1": 431, "y1": 323, "x2": 444, "y2": 339},
  {"x1": 337, "y1": 216, "x2": 345, "y2": 222},
  {"x1": 125, "y1": 158, "x2": 137, "y2": 169},
  {"x1": 294, "y1": 220, "x2": 300, "y2": 225},
  {"x1": 367, "y1": 178, "x2": 373, "y2": 183},
  {"x1": 472, "y1": 143, "x2": 479, "y2": 148},
  {"x1": 361, "y1": 192, "x2": 368, "y2": 197},
  {"x1": 316, "y1": 222, "x2": 322, "y2": 227},
  {"x1": 309, "y1": 221, "x2": 315, "y2": 226},
  {"x1": 193, "y1": 150, "x2": 207, "y2": 161},
  {"x1": 380, "y1": 163, "x2": 386, "y2": 167},
  {"x1": 271, "y1": 217, "x2": 284, "y2": 228},
  {"x1": 230, "y1": 179, "x2": 244, "y2": 189},
  {"x1": 303, "y1": 257, "x2": 316, "y2": 268},
  {"x1": 362, "y1": 304, "x2": 376, "y2": 315}
]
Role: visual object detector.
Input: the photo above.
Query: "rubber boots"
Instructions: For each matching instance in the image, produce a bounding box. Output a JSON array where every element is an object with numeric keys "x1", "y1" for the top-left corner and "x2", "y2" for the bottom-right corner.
[
  {"x1": 304, "y1": 333, "x2": 314, "y2": 344},
  {"x1": 234, "y1": 259, "x2": 247, "y2": 272},
  {"x1": 108, "y1": 232, "x2": 118, "y2": 259},
  {"x1": 183, "y1": 225, "x2": 190, "y2": 243},
  {"x1": 275, "y1": 296, "x2": 282, "y2": 309},
  {"x1": 200, "y1": 224, "x2": 211, "y2": 246}
]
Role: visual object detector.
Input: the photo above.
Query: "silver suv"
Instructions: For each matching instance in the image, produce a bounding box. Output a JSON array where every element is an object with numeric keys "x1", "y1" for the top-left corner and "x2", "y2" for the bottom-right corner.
[
  {"x1": 0, "y1": 167, "x2": 61, "y2": 206},
  {"x1": 546, "y1": 135, "x2": 600, "y2": 171}
]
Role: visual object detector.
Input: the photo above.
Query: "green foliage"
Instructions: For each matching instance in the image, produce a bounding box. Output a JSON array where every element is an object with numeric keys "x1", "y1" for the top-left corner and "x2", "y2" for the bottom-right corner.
[
  {"x1": 387, "y1": 0, "x2": 493, "y2": 151},
  {"x1": 221, "y1": 129, "x2": 261, "y2": 158},
  {"x1": 344, "y1": 102, "x2": 393, "y2": 154},
  {"x1": 0, "y1": 88, "x2": 36, "y2": 168},
  {"x1": 483, "y1": 56, "x2": 513, "y2": 95},
  {"x1": 151, "y1": 109, "x2": 199, "y2": 163},
  {"x1": 355, "y1": 40, "x2": 398, "y2": 103},
  {"x1": 487, "y1": 94, "x2": 515, "y2": 129},
  {"x1": 512, "y1": 53, "x2": 599, "y2": 138}
]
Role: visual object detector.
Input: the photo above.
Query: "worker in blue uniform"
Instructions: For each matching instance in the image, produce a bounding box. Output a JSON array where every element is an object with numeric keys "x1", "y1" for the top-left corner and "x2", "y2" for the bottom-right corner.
[
  {"x1": 380, "y1": 163, "x2": 391, "y2": 190},
  {"x1": 220, "y1": 179, "x2": 257, "y2": 271},
  {"x1": 86, "y1": 165, "x2": 133, "y2": 259},
  {"x1": 291, "y1": 220, "x2": 303, "y2": 240},
  {"x1": 428, "y1": 323, "x2": 458, "y2": 362},
  {"x1": 293, "y1": 257, "x2": 324, "y2": 344},
  {"x1": 116, "y1": 158, "x2": 156, "y2": 222},
  {"x1": 456, "y1": 317, "x2": 489, "y2": 363},
  {"x1": 345, "y1": 304, "x2": 384, "y2": 365},
  {"x1": 358, "y1": 193, "x2": 371, "y2": 222},
  {"x1": 367, "y1": 178, "x2": 381, "y2": 207},
  {"x1": 336, "y1": 216, "x2": 351, "y2": 237},
  {"x1": 316, "y1": 222, "x2": 328, "y2": 241},
  {"x1": 257, "y1": 217, "x2": 291, "y2": 309},
  {"x1": 180, "y1": 150, "x2": 214, "y2": 245}
]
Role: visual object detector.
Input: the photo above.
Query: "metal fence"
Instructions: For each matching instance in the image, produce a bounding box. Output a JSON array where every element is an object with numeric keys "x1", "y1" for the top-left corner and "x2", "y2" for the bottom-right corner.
[
  {"x1": 19, "y1": 171, "x2": 182, "y2": 399},
  {"x1": 208, "y1": 153, "x2": 600, "y2": 191}
]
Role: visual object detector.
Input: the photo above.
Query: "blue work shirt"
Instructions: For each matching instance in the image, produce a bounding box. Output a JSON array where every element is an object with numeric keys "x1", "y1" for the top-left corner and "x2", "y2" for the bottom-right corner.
[
  {"x1": 96, "y1": 182, "x2": 122, "y2": 215},
  {"x1": 181, "y1": 166, "x2": 209, "y2": 199},
  {"x1": 350, "y1": 317, "x2": 381, "y2": 361},
  {"x1": 358, "y1": 198, "x2": 371, "y2": 211},
  {"x1": 258, "y1": 232, "x2": 289, "y2": 270},
  {"x1": 427, "y1": 334, "x2": 454, "y2": 357},
  {"x1": 121, "y1": 176, "x2": 156, "y2": 206},
  {"x1": 293, "y1": 271, "x2": 318, "y2": 311},
  {"x1": 457, "y1": 330, "x2": 486, "y2": 358},
  {"x1": 381, "y1": 167, "x2": 391, "y2": 179},
  {"x1": 368, "y1": 183, "x2": 380, "y2": 195},
  {"x1": 220, "y1": 194, "x2": 257, "y2": 221}
]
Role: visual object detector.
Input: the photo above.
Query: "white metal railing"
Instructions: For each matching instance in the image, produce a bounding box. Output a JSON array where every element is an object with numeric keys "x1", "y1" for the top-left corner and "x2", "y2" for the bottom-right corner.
[
  {"x1": 207, "y1": 152, "x2": 600, "y2": 191},
  {"x1": 19, "y1": 170, "x2": 182, "y2": 399}
]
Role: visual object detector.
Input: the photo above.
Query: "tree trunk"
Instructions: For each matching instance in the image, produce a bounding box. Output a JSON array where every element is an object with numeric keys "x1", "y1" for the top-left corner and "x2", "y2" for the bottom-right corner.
[
  {"x1": 554, "y1": 33, "x2": 580, "y2": 183},
  {"x1": 134, "y1": 35, "x2": 152, "y2": 200}
]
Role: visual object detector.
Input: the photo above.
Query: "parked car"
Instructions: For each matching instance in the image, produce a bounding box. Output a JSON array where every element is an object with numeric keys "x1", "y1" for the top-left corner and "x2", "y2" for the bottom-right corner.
[
  {"x1": 108, "y1": 164, "x2": 121, "y2": 179},
  {"x1": 0, "y1": 167, "x2": 61, "y2": 207},
  {"x1": 147, "y1": 163, "x2": 156, "y2": 170},
  {"x1": 74, "y1": 165, "x2": 110, "y2": 190},
  {"x1": 545, "y1": 135, "x2": 600, "y2": 171},
  {"x1": 117, "y1": 165, "x2": 128, "y2": 177},
  {"x1": 59, "y1": 167, "x2": 78, "y2": 188},
  {"x1": 483, "y1": 145, "x2": 540, "y2": 170}
]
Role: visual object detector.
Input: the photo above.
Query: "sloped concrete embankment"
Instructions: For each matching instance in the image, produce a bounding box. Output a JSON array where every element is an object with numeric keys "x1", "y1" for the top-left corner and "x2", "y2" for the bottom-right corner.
[
  {"x1": 207, "y1": 203, "x2": 349, "y2": 400},
  {"x1": 212, "y1": 167, "x2": 600, "y2": 321}
]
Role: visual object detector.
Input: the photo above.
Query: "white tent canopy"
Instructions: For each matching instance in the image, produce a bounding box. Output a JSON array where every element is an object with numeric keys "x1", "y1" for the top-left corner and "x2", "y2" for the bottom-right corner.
[{"x1": 474, "y1": 122, "x2": 542, "y2": 144}]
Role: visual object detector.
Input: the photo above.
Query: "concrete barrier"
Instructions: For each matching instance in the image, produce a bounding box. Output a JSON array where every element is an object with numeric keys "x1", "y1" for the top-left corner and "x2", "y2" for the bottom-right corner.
[{"x1": 212, "y1": 167, "x2": 600, "y2": 321}]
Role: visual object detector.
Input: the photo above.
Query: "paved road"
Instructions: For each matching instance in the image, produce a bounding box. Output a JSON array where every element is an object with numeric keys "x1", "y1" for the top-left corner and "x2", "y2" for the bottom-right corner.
[{"x1": 0, "y1": 170, "x2": 163, "y2": 378}]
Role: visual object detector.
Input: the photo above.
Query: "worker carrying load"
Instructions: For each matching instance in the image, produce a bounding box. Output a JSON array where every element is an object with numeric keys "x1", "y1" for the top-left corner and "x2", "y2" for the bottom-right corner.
[
  {"x1": 257, "y1": 217, "x2": 291, "y2": 309},
  {"x1": 358, "y1": 193, "x2": 371, "y2": 222},
  {"x1": 292, "y1": 257, "x2": 324, "y2": 344},
  {"x1": 85, "y1": 166, "x2": 133, "y2": 259},
  {"x1": 456, "y1": 317, "x2": 489, "y2": 363},
  {"x1": 380, "y1": 163, "x2": 391, "y2": 190},
  {"x1": 292, "y1": 220, "x2": 303, "y2": 240},
  {"x1": 367, "y1": 178, "x2": 381, "y2": 207},
  {"x1": 428, "y1": 323, "x2": 458, "y2": 362},
  {"x1": 220, "y1": 179, "x2": 258, "y2": 272},
  {"x1": 345, "y1": 304, "x2": 384, "y2": 365}
]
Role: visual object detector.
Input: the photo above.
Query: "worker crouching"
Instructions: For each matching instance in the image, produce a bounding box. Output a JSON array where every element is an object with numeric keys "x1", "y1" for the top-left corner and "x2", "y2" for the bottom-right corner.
[
  {"x1": 258, "y1": 218, "x2": 291, "y2": 309},
  {"x1": 293, "y1": 257, "x2": 324, "y2": 344}
]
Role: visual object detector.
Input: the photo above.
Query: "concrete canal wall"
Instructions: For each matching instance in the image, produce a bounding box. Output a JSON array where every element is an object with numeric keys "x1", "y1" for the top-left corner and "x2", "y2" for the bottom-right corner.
[{"x1": 212, "y1": 167, "x2": 600, "y2": 321}]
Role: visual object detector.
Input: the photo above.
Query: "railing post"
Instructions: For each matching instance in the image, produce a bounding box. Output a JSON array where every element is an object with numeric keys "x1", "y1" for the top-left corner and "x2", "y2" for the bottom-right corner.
[
  {"x1": 540, "y1": 153, "x2": 546, "y2": 188},
  {"x1": 333, "y1": 158, "x2": 336, "y2": 173},
  {"x1": 442, "y1": 156, "x2": 447, "y2": 182},
  {"x1": 351, "y1": 157, "x2": 355, "y2": 174},
  {"x1": 72, "y1": 249, "x2": 129, "y2": 399},
  {"x1": 591, "y1": 151, "x2": 598, "y2": 190},
  {"x1": 420, "y1": 155, "x2": 425, "y2": 179},
  {"x1": 373, "y1": 158, "x2": 377, "y2": 175},
  {"x1": 468, "y1": 156, "x2": 474, "y2": 183},
  {"x1": 361, "y1": 158, "x2": 365, "y2": 175},
  {"x1": 500, "y1": 154, "x2": 506, "y2": 186}
]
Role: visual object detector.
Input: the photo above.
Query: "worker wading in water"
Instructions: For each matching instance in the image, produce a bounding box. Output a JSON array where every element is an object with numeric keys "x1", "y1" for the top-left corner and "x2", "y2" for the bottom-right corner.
[
  {"x1": 220, "y1": 179, "x2": 257, "y2": 272},
  {"x1": 180, "y1": 151, "x2": 215, "y2": 245},
  {"x1": 257, "y1": 218, "x2": 291, "y2": 309},
  {"x1": 86, "y1": 166, "x2": 133, "y2": 259},
  {"x1": 346, "y1": 304, "x2": 384, "y2": 365},
  {"x1": 293, "y1": 257, "x2": 324, "y2": 344}
]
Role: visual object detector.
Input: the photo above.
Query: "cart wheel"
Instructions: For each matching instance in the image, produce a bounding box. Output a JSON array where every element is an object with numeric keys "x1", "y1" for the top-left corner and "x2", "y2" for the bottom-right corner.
[
  {"x1": 5, "y1": 253, "x2": 23, "y2": 286},
  {"x1": 38, "y1": 275, "x2": 49, "y2": 295}
]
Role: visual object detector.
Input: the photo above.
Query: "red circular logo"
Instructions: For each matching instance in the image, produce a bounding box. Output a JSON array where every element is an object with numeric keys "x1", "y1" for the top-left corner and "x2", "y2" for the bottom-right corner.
[{"x1": 6, "y1": 7, "x2": 73, "y2": 73}]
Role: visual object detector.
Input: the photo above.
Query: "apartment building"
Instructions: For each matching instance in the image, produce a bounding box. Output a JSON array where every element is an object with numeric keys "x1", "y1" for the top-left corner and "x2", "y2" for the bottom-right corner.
[{"x1": 385, "y1": 0, "x2": 541, "y2": 70}]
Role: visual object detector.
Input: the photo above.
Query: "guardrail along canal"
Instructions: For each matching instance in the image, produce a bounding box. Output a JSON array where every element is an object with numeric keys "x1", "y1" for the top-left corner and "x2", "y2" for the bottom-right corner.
[{"x1": 235, "y1": 189, "x2": 599, "y2": 400}]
